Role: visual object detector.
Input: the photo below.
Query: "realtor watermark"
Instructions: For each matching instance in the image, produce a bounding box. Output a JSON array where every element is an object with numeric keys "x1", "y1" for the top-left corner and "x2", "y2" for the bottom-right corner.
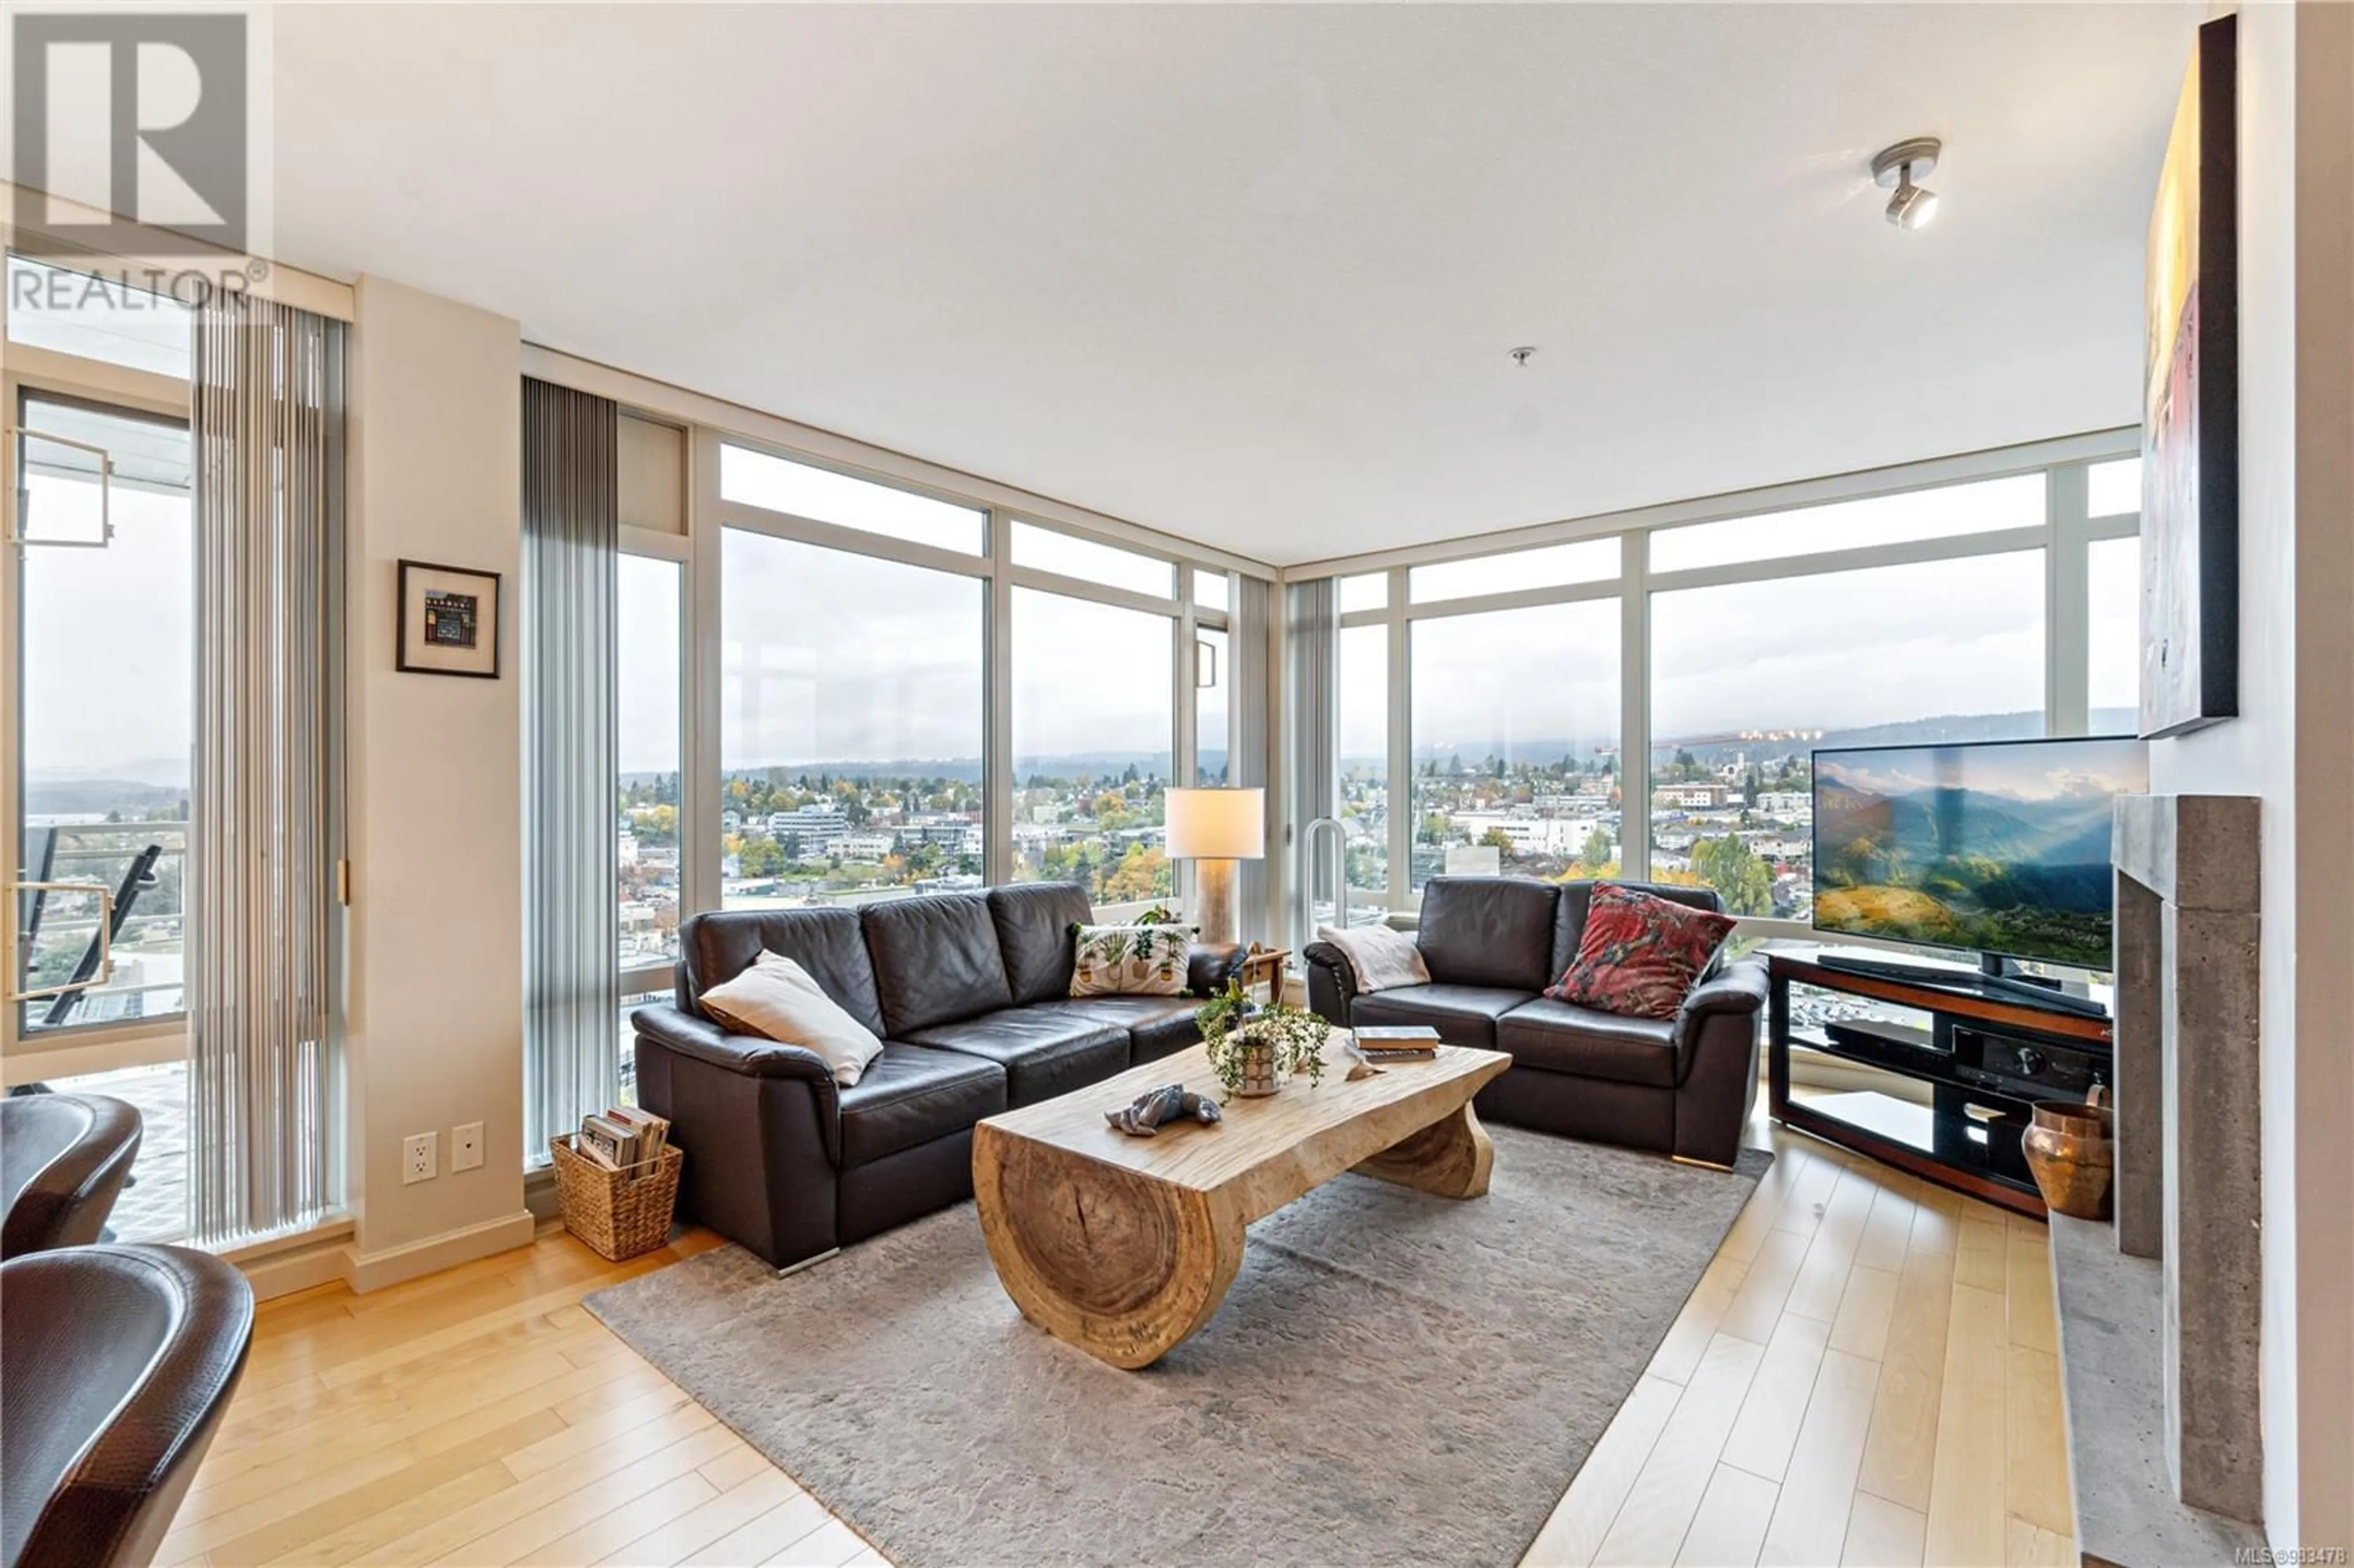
[
  {"x1": 8, "y1": 255, "x2": 223, "y2": 318},
  {"x1": 10, "y1": 7, "x2": 270, "y2": 284},
  {"x1": 2237, "y1": 1549, "x2": 2349, "y2": 1566}
]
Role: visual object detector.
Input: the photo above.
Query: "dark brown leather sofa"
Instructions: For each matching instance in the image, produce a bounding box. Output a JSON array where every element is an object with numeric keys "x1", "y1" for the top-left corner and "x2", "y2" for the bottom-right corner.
[
  {"x1": 1, "y1": 1094, "x2": 142, "y2": 1258},
  {"x1": 1303, "y1": 877, "x2": 1767, "y2": 1168},
  {"x1": 633, "y1": 883, "x2": 1245, "y2": 1271},
  {"x1": 1, "y1": 1244, "x2": 253, "y2": 1568}
]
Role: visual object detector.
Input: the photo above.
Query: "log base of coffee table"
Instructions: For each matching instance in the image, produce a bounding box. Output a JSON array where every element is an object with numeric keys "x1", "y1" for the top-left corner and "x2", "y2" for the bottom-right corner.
[
  {"x1": 1351, "y1": 1100, "x2": 1495, "y2": 1198},
  {"x1": 973, "y1": 1136, "x2": 1245, "y2": 1369},
  {"x1": 973, "y1": 1041, "x2": 1510, "y2": 1369}
]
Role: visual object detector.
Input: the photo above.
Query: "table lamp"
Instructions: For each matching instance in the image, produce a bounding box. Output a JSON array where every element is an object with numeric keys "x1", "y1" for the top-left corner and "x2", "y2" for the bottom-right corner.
[{"x1": 1165, "y1": 787, "x2": 1265, "y2": 946}]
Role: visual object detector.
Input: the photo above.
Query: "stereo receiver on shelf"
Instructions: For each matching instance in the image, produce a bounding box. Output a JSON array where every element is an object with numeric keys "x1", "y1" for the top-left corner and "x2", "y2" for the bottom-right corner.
[{"x1": 1950, "y1": 1024, "x2": 2106, "y2": 1103}]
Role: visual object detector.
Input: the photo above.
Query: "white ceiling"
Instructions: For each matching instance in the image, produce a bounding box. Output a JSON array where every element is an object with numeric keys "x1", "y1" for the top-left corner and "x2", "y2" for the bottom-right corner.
[{"x1": 270, "y1": 3, "x2": 2198, "y2": 567}]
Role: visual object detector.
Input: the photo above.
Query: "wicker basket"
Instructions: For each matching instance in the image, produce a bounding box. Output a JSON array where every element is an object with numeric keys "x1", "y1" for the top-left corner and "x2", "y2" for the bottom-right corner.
[{"x1": 549, "y1": 1135, "x2": 684, "y2": 1262}]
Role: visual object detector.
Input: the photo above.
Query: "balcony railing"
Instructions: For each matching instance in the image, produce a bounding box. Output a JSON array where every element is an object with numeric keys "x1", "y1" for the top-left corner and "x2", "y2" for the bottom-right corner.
[{"x1": 15, "y1": 820, "x2": 188, "y2": 1032}]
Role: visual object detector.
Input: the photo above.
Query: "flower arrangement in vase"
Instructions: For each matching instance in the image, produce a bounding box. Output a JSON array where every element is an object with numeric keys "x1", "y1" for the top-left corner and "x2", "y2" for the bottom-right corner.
[{"x1": 1197, "y1": 979, "x2": 1329, "y2": 1100}]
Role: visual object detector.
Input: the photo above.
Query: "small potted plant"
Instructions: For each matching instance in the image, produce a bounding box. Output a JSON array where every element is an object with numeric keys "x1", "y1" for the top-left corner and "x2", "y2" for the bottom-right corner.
[{"x1": 1198, "y1": 980, "x2": 1329, "y2": 1100}]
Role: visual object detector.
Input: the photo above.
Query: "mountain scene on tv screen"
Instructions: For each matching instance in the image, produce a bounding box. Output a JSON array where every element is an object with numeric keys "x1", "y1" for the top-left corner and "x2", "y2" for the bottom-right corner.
[{"x1": 1812, "y1": 743, "x2": 2143, "y2": 969}]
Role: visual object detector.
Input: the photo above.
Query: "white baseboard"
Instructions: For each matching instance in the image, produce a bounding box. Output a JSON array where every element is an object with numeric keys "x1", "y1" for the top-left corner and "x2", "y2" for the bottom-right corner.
[
  {"x1": 241, "y1": 1234, "x2": 356, "y2": 1301},
  {"x1": 341, "y1": 1209, "x2": 538, "y2": 1294},
  {"x1": 218, "y1": 1215, "x2": 357, "y2": 1303}
]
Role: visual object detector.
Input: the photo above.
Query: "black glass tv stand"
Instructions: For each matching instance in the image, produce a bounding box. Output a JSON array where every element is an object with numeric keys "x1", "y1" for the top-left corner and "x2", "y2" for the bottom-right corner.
[
  {"x1": 1766, "y1": 945, "x2": 2119, "y2": 1218},
  {"x1": 1811, "y1": 952, "x2": 2111, "y2": 1021}
]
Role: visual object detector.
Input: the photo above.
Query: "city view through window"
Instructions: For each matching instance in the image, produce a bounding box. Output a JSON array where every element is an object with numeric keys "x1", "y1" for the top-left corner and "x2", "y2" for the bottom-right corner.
[
  {"x1": 1643, "y1": 549, "x2": 2052, "y2": 917},
  {"x1": 15, "y1": 398, "x2": 194, "y2": 1033},
  {"x1": 672, "y1": 536, "x2": 1196, "y2": 945},
  {"x1": 712, "y1": 530, "x2": 989, "y2": 925},
  {"x1": 633, "y1": 466, "x2": 2138, "y2": 964},
  {"x1": 1009, "y1": 588, "x2": 1177, "y2": 906},
  {"x1": 1339, "y1": 474, "x2": 2141, "y2": 921},
  {"x1": 617, "y1": 554, "x2": 684, "y2": 974}
]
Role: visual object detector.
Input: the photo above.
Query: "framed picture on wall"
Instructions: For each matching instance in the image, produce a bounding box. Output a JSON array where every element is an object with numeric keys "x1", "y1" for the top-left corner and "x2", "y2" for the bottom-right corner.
[
  {"x1": 2140, "y1": 11, "x2": 2238, "y2": 737},
  {"x1": 397, "y1": 558, "x2": 502, "y2": 678}
]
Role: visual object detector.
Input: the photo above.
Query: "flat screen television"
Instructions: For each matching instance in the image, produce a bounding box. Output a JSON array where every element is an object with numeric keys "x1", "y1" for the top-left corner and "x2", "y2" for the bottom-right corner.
[{"x1": 1811, "y1": 736, "x2": 2150, "y2": 973}]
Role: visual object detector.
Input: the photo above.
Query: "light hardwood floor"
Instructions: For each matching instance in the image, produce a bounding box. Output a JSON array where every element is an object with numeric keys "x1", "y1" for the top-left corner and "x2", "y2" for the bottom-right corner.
[
  {"x1": 162, "y1": 1111, "x2": 2070, "y2": 1567},
  {"x1": 1523, "y1": 1111, "x2": 2076, "y2": 1568}
]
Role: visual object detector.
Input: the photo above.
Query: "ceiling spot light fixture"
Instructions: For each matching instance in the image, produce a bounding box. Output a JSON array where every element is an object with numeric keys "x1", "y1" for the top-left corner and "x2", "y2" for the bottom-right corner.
[
  {"x1": 1872, "y1": 137, "x2": 1942, "y2": 230},
  {"x1": 1509, "y1": 346, "x2": 1537, "y2": 367}
]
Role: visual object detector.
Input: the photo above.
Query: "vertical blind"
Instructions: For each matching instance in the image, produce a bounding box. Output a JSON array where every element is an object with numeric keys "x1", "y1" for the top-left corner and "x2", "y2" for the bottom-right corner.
[
  {"x1": 1285, "y1": 578, "x2": 1338, "y2": 948},
  {"x1": 188, "y1": 289, "x2": 344, "y2": 1245},
  {"x1": 1231, "y1": 574, "x2": 1273, "y2": 945},
  {"x1": 522, "y1": 378, "x2": 619, "y2": 1158}
]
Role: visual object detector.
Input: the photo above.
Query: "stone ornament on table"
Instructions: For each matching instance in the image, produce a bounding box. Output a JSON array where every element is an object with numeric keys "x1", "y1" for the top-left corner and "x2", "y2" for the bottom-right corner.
[{"x1": 1105, "y1": 1083, "x2": 1223, "y2": 1137}]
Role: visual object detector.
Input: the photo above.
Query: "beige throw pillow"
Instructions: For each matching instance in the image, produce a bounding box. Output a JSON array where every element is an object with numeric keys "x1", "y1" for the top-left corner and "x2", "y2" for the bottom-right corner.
[
  {"x1": 1316, "y1": 923, "x2": 1431, "y2": 993},
  {"x1": 699, "y1": 951, "x2": 885, "y2": 1086}
]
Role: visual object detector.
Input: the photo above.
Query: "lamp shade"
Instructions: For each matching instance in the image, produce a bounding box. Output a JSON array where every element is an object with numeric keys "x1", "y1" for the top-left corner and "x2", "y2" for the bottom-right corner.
[{"x1": 1164, "y1": 787, "x2": 1265, "y2": 860}]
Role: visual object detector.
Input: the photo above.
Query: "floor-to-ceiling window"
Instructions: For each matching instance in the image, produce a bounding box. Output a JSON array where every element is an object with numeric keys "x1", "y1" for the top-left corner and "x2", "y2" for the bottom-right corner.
[
  {"x1": 4, "y1": 263, "x2": 203, "y2": 1242},
  {"x1": 573, "y1": 414, "x2": 1254, "y2": 1110},
  {"x1": 721, "y1": 531, "x2": 988, "y2": 906},
  {"x1": 699, "y1": 436, "x2": 1233, "y2": 936},
  {"x1": 1338, "y1": 619, "x2": 1389, "y2": 902},
  {"x1": 13, "y1": 396, "x2": 194, "y2": 1035},
  {"x1": 615, "y1": 545, "x2": 685, "y2": 1104},
  {"x1": 1324, "y1": 443, "x2": 2141, "y2": 940},
  {"x1": 1411, "y1": 598, "x2": 1622, "y2": 888},
  {"x1": 619, "y1": 553, "x2": 685, "y2": 970},
  {"x1": 1648, "y1": 550, "x2": 2044, "y2": 916},
  {"x1": 1010, "y1": 587, "x2": 1175, "y2": 907}
]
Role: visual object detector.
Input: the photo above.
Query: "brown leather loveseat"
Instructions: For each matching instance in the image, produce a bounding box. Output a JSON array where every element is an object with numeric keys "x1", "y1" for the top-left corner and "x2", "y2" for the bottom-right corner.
[
  {"x1": 1304, "y1": 877, "x2": 1767, "y2": 1168},
  {"x1": 633, "y1": 883, "x2": 1244, "y2": 1271}
]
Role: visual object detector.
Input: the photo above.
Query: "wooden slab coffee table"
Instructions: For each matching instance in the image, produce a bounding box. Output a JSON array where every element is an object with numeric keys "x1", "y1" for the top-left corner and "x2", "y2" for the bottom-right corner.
[{"x1": 971, "y1": 1033, "x2": 1511, "y2": 1368}]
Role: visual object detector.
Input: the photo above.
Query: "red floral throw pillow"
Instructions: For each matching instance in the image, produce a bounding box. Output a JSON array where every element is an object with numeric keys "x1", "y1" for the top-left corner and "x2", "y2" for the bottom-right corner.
[{"x1": 1547, "y1": 883, "x2": 1738, "y2": 1021}]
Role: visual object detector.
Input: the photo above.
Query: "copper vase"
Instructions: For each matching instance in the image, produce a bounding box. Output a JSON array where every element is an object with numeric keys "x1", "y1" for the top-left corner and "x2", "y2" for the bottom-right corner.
[{"x1": 2022, "y1": 1089, "x2": 2114, "y2": 1220}]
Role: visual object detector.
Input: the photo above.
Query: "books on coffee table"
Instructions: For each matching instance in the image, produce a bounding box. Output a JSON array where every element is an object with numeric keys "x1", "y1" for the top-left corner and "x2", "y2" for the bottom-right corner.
[
  {"x1": 1348, "y1": 1026, "x2": 1441, "y2": 1063},
  {"x1": 1354, "y1": 1026, "x2": 1440, "y2": 1046}
]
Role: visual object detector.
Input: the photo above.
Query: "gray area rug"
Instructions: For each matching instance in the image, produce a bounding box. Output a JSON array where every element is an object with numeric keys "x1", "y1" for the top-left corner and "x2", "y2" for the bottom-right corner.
[{"x1": 587, "y1": 1126, "x2": 1769, "y2": 1568}]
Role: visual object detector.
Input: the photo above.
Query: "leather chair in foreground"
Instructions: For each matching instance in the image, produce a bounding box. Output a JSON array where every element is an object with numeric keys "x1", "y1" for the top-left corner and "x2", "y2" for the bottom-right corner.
[
  {"x1": 1305, "y1": 877, "x2": 1768, "y2": 1168},
  {"x1": 1, "y1": 1244, "x2": 254, "y2": 1568},
  {"x1": 1, "y1": 1094, "x2": 142, "y2": 1258}
]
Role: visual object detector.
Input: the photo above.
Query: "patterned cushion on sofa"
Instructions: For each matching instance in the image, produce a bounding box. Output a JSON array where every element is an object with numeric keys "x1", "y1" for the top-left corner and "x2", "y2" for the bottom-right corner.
[
  {"x1": 1545, "y1": 883, "x2": 1736, "y2": 1021},
  {"x1": 1068, "y1": 924, "x2": 1192, "y2": 997}
]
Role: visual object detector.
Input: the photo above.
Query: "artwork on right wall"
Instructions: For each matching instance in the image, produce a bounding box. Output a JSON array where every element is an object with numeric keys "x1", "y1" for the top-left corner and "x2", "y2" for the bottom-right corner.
[{"x1": 2140, "y1": 11, "x2": 2239, "y2": 737}]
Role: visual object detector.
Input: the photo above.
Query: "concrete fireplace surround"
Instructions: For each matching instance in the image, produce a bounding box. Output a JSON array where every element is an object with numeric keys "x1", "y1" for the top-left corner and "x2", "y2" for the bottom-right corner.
[{"x1": 2048, "y1": 793, "x2": 2264, "y2": 1566}]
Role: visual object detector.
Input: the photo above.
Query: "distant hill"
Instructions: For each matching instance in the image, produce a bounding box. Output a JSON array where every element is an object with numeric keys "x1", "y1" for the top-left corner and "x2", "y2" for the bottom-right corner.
[
  {"x1": 1403, "y1": 712, "x2": 2074, "y2": 771},
  {"x1": 26, "y1": 778, "x2": 188, "y2": 819},
  {"x1": 707, "y1": 708, "x2": 2142, "y2": 784},
  {"x1": 717, "y1": 751, "x2": 1183, "y2": 785}
]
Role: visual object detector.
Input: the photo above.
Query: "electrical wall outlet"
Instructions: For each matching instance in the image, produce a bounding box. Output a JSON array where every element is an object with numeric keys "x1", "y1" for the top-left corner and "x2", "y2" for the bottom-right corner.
[
  {"x1": 451, "y1": 1121, "x2": 484, "y2": 1173},
  {"x1": 402, "y1": 1132, "x2": 437, "y2": 1185}
]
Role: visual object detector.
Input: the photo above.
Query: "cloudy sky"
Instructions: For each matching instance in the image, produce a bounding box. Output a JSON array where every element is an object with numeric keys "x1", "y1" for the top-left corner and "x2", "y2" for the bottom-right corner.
[
  {"x1": 33, "y1": 480, "x2": 2138, "y2": 783},
  {"x1": 23, "y1": 468, "x2": 194, "y2": 786},
  {"x1": 1650, "y1": 549, "x2": 2047, "y2": 742},
  {"x1": 715, "y1": 533, "x2": 1181, "y2": 771},
  {"x1": 719, "y1": 530, "x2": 987, "y2": 772},
  {"x1": 619, "y1": 555, "x2": 685, "y2": 774}
]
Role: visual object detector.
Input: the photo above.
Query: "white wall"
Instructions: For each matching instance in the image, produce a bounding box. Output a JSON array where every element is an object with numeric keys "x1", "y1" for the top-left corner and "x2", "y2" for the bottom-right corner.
[
  {"x1": 2146, "y1": 2, "x2": 2354, "y2": 1546},
  {"x1": 341, "y1": 275, "x2": 533, "y2": 1281}
]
